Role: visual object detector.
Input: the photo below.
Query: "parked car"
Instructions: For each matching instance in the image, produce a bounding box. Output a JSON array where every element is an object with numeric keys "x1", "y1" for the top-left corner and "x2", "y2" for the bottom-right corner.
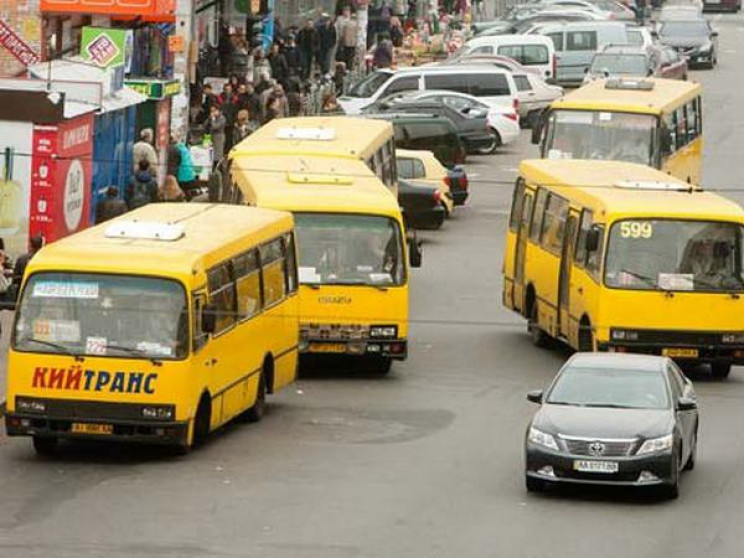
[
  {"x1": 625, "y1": 24, "x2": 655, "y2": 53},
  {"x1": 455, "y1": 35, "x2": 557, "y2": 80},
  {"x1": 338, "y1": 66, "x2": 519, "y2": 115},
  {"x1": 477, "y1": 9, "x2": 605, "y2": 37},
  {"x1": 703, "y1": 0, "x2": 741, "y2": 12},
  {"x1": 657, "y1": 19, "x2": 718, "y2": 69},
  {"x1": 657, "y1": 4, "x2": 704, "y2": 23},
  {"x1": 371, "y1": 89, "x2": 520, "y2": 149},
  {"x1": 396, "y1": 148, "x2": 455, "y2": 216},
  {"x1": 510, "y1": 72, "x2": 564, "y2": 127},
  {"x1": 540, "y1": 0, "x2": 635, "y2": 20},
  {"x1": 367, "y1": 113, "x2": 468, "y2": 167},
  {"x1": 525, "y1": 353, "x2": 698, "y2": 500},
  {"x1": 436, "y1": 53, "x2": 542, "y2": 77},
  {"x1": 446, "y1": 165, "x2": 469, "y2": 206},
  {"x1": 398, "y1": 178, "x2": 447, "y2": 230},
  {"x1": 583, "y1": 45, "x2": 657, "y2": 83},
  {"x1": 655, "y1": 45, "x2": 689, "y2": 80}
]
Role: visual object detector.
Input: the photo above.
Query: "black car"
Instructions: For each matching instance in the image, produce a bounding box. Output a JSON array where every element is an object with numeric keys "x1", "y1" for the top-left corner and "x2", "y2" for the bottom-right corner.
[
  {"x1": 398, "y1": 178, "x2": 446, "y2": 230},
  {"x1": 373, "y1": 100, "x2": 498, "y2": 155},
  {"x1": 657, "y1": 20, "x2": 718, "y2": 69},
  {"x1": 525, "y1": 353, "x2": 698, "y2": 499},
  {"x1": 367, "y1": 113, "x2": 467, "y2": 167}
]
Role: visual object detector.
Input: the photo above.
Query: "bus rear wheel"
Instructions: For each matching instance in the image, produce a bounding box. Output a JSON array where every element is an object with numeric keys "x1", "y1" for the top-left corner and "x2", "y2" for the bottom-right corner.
[
  {"x1": 711, "y1": 362, "x2": 732, "y2": 379},
  {"x1": 33, "y1": 436, "x2": 58, "y2": 456}
]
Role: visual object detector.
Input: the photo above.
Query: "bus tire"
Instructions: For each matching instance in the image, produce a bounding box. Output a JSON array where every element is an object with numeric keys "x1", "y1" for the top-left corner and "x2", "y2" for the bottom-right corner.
[
  {"x1": 579, "y1": 319, "x2": 594, "y2": 352},
  {"x1": 245, "y1": 371, "x2": 267, "y2": 423},
  {"x1": 368, "y1": 356, "x2": 393, "y2": 376},
  {"x1": 529, "y1": 302, "x2": 550, "y2": 348},
  {"x1": 32, "y1": 436, "x2": 58, "y2": 456},
  {"x1": 193, "y1": 395, "x2": 212, "y2": 447},
  {"x1": 711, "y1": 362, "x2": 731, "y2": 379},
  {"x1": 476, "y1": 130, "x2": 501, "y2": 155}
]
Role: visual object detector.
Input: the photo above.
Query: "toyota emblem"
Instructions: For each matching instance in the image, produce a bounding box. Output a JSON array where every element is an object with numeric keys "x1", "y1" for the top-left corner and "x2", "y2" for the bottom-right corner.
[{"x1": 588, "y1": 442, "x2": 606, "y2": 456}]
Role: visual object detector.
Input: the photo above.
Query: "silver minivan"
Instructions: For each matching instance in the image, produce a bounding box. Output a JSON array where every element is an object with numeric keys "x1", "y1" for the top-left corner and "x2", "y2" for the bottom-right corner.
[
  {"x1": 535, "y1": 21, "x2": 629, "y2": 86},
  {"x1": 338, "y1": 67, "x2": 519, "y2": 115}
]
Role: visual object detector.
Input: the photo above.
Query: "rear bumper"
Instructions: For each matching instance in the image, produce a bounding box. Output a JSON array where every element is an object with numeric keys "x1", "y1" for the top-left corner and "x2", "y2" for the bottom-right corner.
[
  {"x1": 405, "y1": 206, "x2": 446, "y2": 230},
  {"x1": 300, "y1": 338, "x2": 408, "y2": 360},
  {"x1": 5, "y1": 413, "x2": 189, "y2": 445},
  {"x1": 598, "y1": 342, "x2": 744, "y2": 365},
  {"x1": 451, "y1": 189, "x2": 469, "y2": 206}
]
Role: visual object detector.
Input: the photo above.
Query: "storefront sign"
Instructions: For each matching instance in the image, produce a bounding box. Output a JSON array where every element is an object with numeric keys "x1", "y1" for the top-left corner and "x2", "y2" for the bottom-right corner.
[
  {"x1": 80, "y1": 27, "x2": 131, "y2": 69},
  {"x1": 0, "y1": 20, "x2": 41, "y2": 67},
  {"x1": 124, "y1": 79, "x2": 181, "y2": 100},
  {"x1": 168, "y1": 35, "x2": 184, "y2": 53},
  {"x1": 41, "y1": 0, "x2": 175, "y2": 18}
]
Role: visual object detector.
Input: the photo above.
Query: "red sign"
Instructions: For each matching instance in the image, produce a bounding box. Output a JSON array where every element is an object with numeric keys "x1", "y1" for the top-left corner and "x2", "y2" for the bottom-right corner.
[
  {"x1": 30, "y1": 114, "x2": 94, "y2": 244},
  {"x1": 0, "y1": 20, "x2": 41, "y2": 67},
  {"x1": 40, "y1": 0, "x2": 175, "y2": 19}
]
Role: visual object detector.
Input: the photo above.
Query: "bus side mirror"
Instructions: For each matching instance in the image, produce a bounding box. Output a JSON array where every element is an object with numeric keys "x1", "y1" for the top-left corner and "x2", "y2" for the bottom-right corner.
[
  {"x1": 585, "y1": 229, "x2": 600, "y2": 253},
  {"x1": 531, "y1": 111, "x2": 546, "y2": 145},
  {"x1": 408, "y1": 235, "x2": 423, "y2": 268},
  {"x1": 661, "y1": 129, "x2": 673, "y2": 155},
  {"x1": 202, "y1": 304, "x2": 217, "y2": 334}
]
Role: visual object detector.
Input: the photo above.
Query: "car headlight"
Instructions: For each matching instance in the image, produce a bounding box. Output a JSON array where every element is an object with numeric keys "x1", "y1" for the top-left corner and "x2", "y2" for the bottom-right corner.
[
  {"x1": 141, "y1": 405, "x2": 175, "y2": 420},
  {"x1": 636, "y1": 434, "x2": 673, "y2": 455},
  {"x1": 15, "y1": 397, "x2": 46, "y2": 413},
  {"x1": 698, "y1": 43, "x2": 712, "y2": 53},
  {"x1": 370, "y1": 325, "x2": 398, "y2": 338},
  {"x1": 528, "y1": 427, "x2": 559, "y2": 451}
]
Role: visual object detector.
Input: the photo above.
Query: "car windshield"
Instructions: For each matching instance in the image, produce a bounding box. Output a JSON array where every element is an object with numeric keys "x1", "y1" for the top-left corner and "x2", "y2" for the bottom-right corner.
[
  {"x1": 347, "y1": 71, "x2": 392, "y2": 98},
  {"x1": 294, "y1": 213, "x2": 405, "y2": 287},
  {"x1": 13, "y1": 273, "x2": 188, "y2": 359},
  {"x1": 660, "y1": 21, "x2": 709, "y2": 38},
  {"x1": 590, "y1": 54, "x2": 649, "y2": 75},
  {"x1": 548, "y1": 366, "x2": 670, "y2": 409},
  {"x1": 544, "y1": 110, "x2": 657, "y2": 165},
  {"x1": 605, "y1": 220, "x2": 744, "y2": 292}
]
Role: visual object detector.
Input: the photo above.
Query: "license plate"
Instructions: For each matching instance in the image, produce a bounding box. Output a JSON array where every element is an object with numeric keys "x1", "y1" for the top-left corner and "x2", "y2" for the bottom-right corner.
[
  {"x1": 574, "y1": 460, "x2": 619, "y2": 474},
  {"x1": 71, "y1": 422, "x2": 113, "y2": 435},
  {"x1": 662, "y1": 348, "x2": 699, "y2": 358},
  {"x1": 308, "y1": 342, "x2": 347, "y2": 354}
]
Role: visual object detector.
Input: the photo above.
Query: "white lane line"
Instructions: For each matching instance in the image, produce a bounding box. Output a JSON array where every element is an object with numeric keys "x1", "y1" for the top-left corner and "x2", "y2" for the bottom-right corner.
[
  {"x1": 724, "y1": 50, "x2": 737, "y2": 54},
  {"x1": 500, "y1": 167, "x2": 519, "y2": 172},
  {"x1": 469, "y1": 173, "x2": 480, "y2": 178}
]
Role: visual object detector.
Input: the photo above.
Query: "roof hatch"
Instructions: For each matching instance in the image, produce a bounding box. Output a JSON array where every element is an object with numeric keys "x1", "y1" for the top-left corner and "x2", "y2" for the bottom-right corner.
[{"x1": 105, "y1": 221, "x2": 185, "y2": 241}]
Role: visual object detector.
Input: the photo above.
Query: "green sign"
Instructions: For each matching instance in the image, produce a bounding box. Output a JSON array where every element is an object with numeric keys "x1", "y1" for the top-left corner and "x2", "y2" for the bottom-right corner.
[
  {"x1": 124, "y1": 79, "x2": 181, "y2": 100},
  {"x1": 80, "y1": 27, "x2": 131, "y2": 69}
]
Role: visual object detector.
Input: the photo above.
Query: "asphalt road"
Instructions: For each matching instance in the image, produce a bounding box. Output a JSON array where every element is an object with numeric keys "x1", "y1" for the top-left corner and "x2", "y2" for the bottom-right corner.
[{"x1": 1, "y1": 13, "x2": 744, "y2": 558}]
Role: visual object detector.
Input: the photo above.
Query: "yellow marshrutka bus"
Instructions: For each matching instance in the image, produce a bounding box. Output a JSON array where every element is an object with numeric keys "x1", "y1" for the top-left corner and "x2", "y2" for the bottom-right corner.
[
  {"x1": 5, "y1": 204, "x2": 299, "y2": 454},
  {"x1": 503, "y1": 159, "x2": 744, "y2": 379},
  {"x1": 232, "y1": 116, "x2": 399, "y2": 194},
  {"x1": 533, "y1": 78, "x2": 703, "y2": 185},
  {"x1": 224, "y1": 152, "x2": 420, "y2": 374}
]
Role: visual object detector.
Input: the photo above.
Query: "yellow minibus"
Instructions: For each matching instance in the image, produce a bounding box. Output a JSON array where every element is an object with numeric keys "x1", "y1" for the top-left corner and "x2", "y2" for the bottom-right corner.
[
  {"x1": 224, "y1": 153, "x2": 420, "y2": 375},
  {"x1": 231, "y1": 116, "x2": 399, "y2": 194},
  {"x1": 5, "y1": 203, "x2": 299, "y2": 454},
  {"x1": 532, "y1": 78, "x2": 703, "y2": 184},
  {"x1": 503, "y1": 159, "x2": 744, "y2": 378}
]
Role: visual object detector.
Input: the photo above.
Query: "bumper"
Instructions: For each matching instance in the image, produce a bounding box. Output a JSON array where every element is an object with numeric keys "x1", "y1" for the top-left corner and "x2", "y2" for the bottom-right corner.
[
  {"x1": 451, "y1": 188, "x2": 469, "y2": 206},
  {"x1": 405, "y1": 206, "x2": 446, "y2": 230},
  {"x1": 300, "y1": 338, "x2": 408, "y2": 360},
  {"x1": 5, "y1": 412, "x2": 189, "y2": 445},
  {"x1": 498, "y1": 124, "x2": 520, "y2": 146},
  {"x1": 598, "y1": 342, "x2": 744, "y2": 365},
  {"x1": 526, "y1": 444, "x2": 675, "y2": 487}
]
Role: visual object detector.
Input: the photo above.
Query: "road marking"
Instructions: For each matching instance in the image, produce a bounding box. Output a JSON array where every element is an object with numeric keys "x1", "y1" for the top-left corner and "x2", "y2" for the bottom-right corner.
[
  {"x1": 469, "y1": 173, "x2": 480, "y2": 178},
  {"x1": 500, "y1": 167, "x2": 519, "y2": 172},
  {"x1": 724, "y1": 50, "x2": 737, "y2": 54}
]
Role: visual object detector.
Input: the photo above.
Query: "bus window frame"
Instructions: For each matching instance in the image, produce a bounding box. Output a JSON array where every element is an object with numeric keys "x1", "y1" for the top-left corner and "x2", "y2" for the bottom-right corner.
[
  {"x1": 192, "y1": 290, "x2": 208, "y2": 352},
  {"x1": 509, "y1": 179, "x2": 526, "y2": 232},
  {"x1": 530, "y1": 188, "x2": 548, "y2": 243},
  {"x1": 540, "y1": 192, "x2": 569, "y2": 256}
]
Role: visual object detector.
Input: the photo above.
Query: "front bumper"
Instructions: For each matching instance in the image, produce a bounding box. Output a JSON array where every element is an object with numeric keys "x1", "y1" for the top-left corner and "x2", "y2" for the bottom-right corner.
[
  {"x1": 300, "y1": 338, "x2": 408, "y2": 360},
  {"x1": 526, "y1": 444, "x2": 674, "y2": 487},
  {"x1": 5, "y1": 412, "x2": 189, "y2": 445},
  {"x1": 405, "y1": 205, "x2": 446, "y2": 230}
]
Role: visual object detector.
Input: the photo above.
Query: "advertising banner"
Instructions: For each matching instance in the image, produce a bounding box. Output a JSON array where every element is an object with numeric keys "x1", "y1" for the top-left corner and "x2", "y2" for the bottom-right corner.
[
  {"x1": 80, "y1": 27, "x2": 132, "y2": 69},
  {"x1": 0, "y1": 121, "x2": 33, "y2": 259}
]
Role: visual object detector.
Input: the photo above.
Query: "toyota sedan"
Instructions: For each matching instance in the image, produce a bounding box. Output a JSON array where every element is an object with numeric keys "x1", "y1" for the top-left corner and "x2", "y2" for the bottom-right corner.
[{"x1": 525, "y1": 353, "x2": 698, "y2": 499}]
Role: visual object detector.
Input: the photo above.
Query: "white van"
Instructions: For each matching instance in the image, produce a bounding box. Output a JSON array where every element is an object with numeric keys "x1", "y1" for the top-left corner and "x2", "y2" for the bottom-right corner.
[
  {"x1": 535, "y1": 21, "x2": 629, "y2": 86},
  {"x1": 456, "y1": 35, "x2": 557, "y2": 80},
  {"x1": 338, "y1": 66, "x2": 519, "y2": 115}
]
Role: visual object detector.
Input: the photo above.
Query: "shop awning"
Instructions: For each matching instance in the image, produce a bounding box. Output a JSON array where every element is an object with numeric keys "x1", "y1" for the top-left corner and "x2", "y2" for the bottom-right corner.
[{"x1": 40, "y1": 0, "x2": 175, "y2": 20}]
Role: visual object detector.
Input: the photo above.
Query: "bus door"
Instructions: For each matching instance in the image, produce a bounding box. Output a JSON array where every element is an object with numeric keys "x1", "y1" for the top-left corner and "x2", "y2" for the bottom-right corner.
[
  {"x1": 558, "y1": 210, "x2": 580, "y2": 339},
  {"x1": 513, "y1": 192, "x2": 533, "y2": 313}
]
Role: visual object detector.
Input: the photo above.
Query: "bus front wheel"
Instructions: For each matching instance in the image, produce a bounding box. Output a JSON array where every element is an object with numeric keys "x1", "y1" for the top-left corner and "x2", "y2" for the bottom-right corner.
[{"x1": 529, "y1": 303, "x2": 550, "y2": 347}]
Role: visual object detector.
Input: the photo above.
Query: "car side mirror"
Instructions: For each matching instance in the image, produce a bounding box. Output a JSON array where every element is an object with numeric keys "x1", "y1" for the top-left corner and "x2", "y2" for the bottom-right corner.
[
  {"x1": 650, "y1": 30, "x2": 658, "y2": 39},
  {"x1": 585, "y1": 228, "x2": 600, "y2": 253},
  {"x1": 677, "y1": 397, "x2": 697, "y2": 411},
  {"x1": 531, "y1": 111, "x2": 546, "y2": 145},
  {"x1": 202, "y1": 303, "x2": 217, "y2": 334},
  {"x1": 527, "y1": 390, "x2": 544, "y2": 404},
  {"x1": 408, "y1": 234, "x2": 423, "y2": 268}
]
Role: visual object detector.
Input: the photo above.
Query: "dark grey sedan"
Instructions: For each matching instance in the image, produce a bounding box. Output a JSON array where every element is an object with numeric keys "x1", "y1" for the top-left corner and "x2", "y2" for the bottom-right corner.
[{"x1": 525, "y1": 353, "x2": 699, "y2": 499}]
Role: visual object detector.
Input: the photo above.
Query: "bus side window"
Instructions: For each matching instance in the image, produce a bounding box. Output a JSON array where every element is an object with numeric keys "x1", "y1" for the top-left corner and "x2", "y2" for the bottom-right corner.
[
  {"x1": 207, "y1": 263, "x2": 237, "y2": 334},
  {"x1": 530, "y1": 188, "x2": 548, "y2": 242},
  {"x1": 233, "y1": 250, "x2": 262, "y2": 320},
  {"x1": 261, "y1": 239, "x2": 287, "y2": 307},
  {"x1": 192, "y1": 292, "x2": 208, "y2": 351},
  {"x1": 675, "y1": 106, "x2": 687, "y2": 150},
  {"x1": 585, "y1": 226, "x2": 604, "y2": 279},
  {"x1": 283, "y1": 233, "x2": 299, "y2": 295},
  {"x1": 663, "y1": 113, "x2": 676, "y2": 156},
  {"x1": 575, "y1": 209, "x2": 594, "y2": 267},
  {"x1": 540, "y1": 193, "x2": 569, "y2": 255},
  {"x1": 686, "y1": 100, "x2": 698, "y2": 143},
  {"x1": 509, "y1": 179, "x2": 526, "y2": 232}
]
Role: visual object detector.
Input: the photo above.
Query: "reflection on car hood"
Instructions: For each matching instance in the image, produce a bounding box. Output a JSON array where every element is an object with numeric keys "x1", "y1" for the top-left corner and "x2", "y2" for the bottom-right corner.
[
  {"x1": 533, "y1": 404, "x2": 673, "y2": 440},
  {"x1": 660, "y1": 37, "x2": 709, "y2": 48}
]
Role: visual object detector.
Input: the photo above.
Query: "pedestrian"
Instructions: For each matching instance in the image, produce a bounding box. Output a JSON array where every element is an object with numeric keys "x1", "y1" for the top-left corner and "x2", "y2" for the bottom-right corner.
[
  {"x1": 253, "y1": 49, "x2": 272, "y2": 86},
  {"x1": 206, "y1": 105, "x2": 227, "y2": 167},
  {"x1": 264, "y1": 96, "x2": 283, "y2": 123},
  {"x1": 318, "y1": 14, "x2": 338, "y2": 75},
  {"x1": 167, "y1": 135, "x2": 181, "y2": 177},
  {"x1": 321, "y1": 92, "x2": 343, "y2": 114},
  {"x1": 95, "y1": 186, "x2": 128, "y2": 223},
  {"x1": 126, "y1": 159, "x2": 159, "y2": 210},
  {"x1": 284, "y1": 34, "x2": 301, "y2": 78},
  {"x1": 0, "y1": 245, "x2": 12, "y2": 307},
  {"x1": 199, "y1": 83, "x2": 218, "y2": 124},
  {"x1": 390, "y1": 16, "x2": 404, "y2": 47},
  {"x1": 268, "y1": 42, "x2": 290, "y2": 89},
  {"x1": 268, "y1": 83, "x2": 289, "y2": 118},
  {"x1": 219, "y1": 83, "x2": 240, "y2": 151},
  {"x1": 372, "y1": 32, "x2": 394, "y2": 69},
  {"x1": 160, "y1": 175, "x2": 186, "y2": 202},
  {"x1": 238, "y1": 82, "x2": 263, "y2": 122},
  {"x1": 233, "y1": 37, "x2": 251, "y2": 82},
  {"x1": 132, "y1": 128, "x2": 158, "y2": 177},
  {"x1": 287, "y1": 88, "x2": 304, "y2": 116},
  {"x1": 336, "y1": 6, "x2": 358, "y2": 72},
  {"x1": 12, "y1": 234, "x2": 43, "y2": 292},
  {"x1": 635, "y1": 0, "x2": 647, "y2": 25},
  {"x1": 255, "y1": 71, "x2": 273, "y2": 95},
  {"x1": 233, "y1": 109, "x2": 257, "y2": 143},
  {"x1": 175, "y1": 138, "x2": 197, "y2": 193},
  {"x1": 297, "y1": 18, "x2": 320, "y2": 80}
]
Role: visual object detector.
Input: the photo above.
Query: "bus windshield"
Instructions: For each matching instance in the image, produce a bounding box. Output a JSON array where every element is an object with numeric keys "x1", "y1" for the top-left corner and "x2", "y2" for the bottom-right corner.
[
  {"x1": 13, "y1": 273, "x2": 188, "y2": 359},
  {"x1": 604, "y1": 220, "x2": 744, "y2": 292},
  {"x1": 544, "y1": 110, "x2": 657, "y2": 166},
  {"x1": 294, "y1": 213, "x2": 405, "y2": 287}
]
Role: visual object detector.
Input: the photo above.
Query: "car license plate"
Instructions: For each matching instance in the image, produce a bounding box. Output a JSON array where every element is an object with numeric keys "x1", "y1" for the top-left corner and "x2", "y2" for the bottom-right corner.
[
  {"x1": 574, "y1": 460, "x2": 619, "y2": 474},
  {"x1": 308, "y1": 342, "x2": 347, "y2": 354},
  {"x1": 71, "y1": 422, "x2": 113, "y2": 435},
  {"x1": 662, "y1": 348, "x2": 699, "y2": 358}
]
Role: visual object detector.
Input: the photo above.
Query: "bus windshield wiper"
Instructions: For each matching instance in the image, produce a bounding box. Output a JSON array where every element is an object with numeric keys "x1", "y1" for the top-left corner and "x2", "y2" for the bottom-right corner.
[
  {"x1": 105, "y1": 344, "x2": 163, "y2": 366},
  {"x1": 619, "y1": 269, "x2": 667, "y2": 291},
  {"x1": 23, "y1": 338, "x2": 83, "y2": 360}
]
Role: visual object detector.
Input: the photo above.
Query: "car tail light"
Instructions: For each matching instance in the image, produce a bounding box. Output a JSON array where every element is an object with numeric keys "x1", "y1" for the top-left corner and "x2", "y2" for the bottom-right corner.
[
  {"x1": 552, "y1": 54, "x2": 557, "y2": 79},
  {"x1": 504, "y1": 112, "x2": 518, "y2": 121},
  {"x1": 433, "y1": 190, "x2": 442, "y2": 203},
  {"x1": 513, "y1": 97, "x2": 520, "y2": 113},
  {"x1": 444, "y1": 175, "x2": 452, "y2": 188}
]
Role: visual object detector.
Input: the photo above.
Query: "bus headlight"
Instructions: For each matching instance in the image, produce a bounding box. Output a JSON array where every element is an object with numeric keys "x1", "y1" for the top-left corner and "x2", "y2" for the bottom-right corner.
[
  {"x1": 611, "y1": 329, "x2": 639, "y2": 341},
  {"x1": 15, "y1": 397, "x2": 46, "y2": 413},
  {"x1": 370, "y1": 325, "x2": 398, "y2": 338},
  {"x1": 141, "y1": 405, "x2": 175, "y2": 420}
]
